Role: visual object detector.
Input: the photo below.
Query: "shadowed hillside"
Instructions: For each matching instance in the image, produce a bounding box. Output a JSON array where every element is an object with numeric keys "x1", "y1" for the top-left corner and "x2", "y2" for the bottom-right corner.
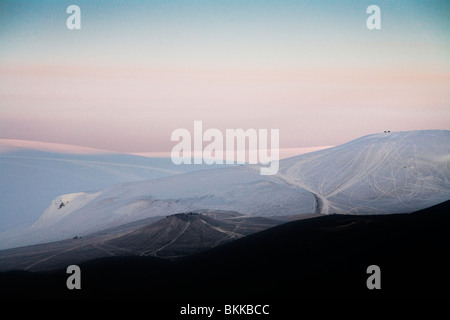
[
  {"x1": 1, "y1": 200, "x2": 449, "y2": 300},
  {"x1": 0, "y1": 211, "x2": 283, "y2": 271}
]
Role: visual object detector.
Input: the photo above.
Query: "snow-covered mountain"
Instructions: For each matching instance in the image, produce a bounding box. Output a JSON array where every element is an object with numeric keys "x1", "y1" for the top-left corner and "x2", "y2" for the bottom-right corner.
[
  {"x1": 0, "y1": 139, "x2": 216, "y2": 233},
  {"x1": 278, "y1": 130, "x2": 450, "y2": 214},
  {"x1": 9, "y1": 166, "x2": 313, "y2": 248},
  {"x1": 1, "y1": 130, "x2": 449, "y2": 249}
]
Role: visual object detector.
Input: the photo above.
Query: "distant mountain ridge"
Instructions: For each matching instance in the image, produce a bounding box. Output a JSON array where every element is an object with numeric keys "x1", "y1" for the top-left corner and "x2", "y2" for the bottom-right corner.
[{"x1": 0, "y1": 139, "x2": 219, "y2": 233}]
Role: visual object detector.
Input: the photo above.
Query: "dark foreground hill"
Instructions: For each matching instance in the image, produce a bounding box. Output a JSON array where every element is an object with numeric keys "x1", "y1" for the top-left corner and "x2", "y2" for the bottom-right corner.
[
  {"x1": 0, "y1": 210, "x2": 282, "y2": 271},
  {"x1": 106, "y1": 211, "x2": 282, "y2": 258},
  {"x1": 1, "y1": 200, "x2": 449, "y2": 300}
]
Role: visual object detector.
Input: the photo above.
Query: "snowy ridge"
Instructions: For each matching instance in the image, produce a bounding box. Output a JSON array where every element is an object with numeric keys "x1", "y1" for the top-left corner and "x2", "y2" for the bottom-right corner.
[
  {"x1": 278, "y1": 130, "x2": 450, "y2": 214},
  {"x1": 1, "y1": 130, "x2": 449, "y2": 249},
  {"x1": 19, "y1": 166, "x2": 314, "y2": 247},
  {"x1": 0, "y1": 141, "x2": 222, "y2": 233}
]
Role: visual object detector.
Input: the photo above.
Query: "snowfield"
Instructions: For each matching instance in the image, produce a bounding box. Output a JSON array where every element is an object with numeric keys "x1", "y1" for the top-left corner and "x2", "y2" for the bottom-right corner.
[
  {"x1": 19, "y1": 166, "x2": 315, "y2": 247},
  {"x1": 0, "y1": 130, "x2": 449, "y2": 249},
  {"x1": 0, "y1": 139, "x2": 219, "y2": 233},
  {"x1": 278, "y1": 130, "x2": 450, "y2": 214}
]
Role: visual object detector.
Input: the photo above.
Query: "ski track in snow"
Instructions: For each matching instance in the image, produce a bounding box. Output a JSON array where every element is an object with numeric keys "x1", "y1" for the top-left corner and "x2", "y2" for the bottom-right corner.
[{"x1": 278, "y1": 131, "x2": 450, "y2": 214}]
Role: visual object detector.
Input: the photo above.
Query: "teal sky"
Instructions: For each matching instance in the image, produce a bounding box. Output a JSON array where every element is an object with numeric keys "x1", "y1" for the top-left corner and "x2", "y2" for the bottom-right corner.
[
  {"x1": 1, "y1": 0, "x2": 449, "y2": 69},
  {"x1": 0, "y1": 0, "x2": 449, "y2": 152}
]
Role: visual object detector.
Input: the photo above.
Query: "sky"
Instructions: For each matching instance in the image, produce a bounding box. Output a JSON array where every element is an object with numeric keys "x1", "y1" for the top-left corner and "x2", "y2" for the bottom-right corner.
[{"x1": 0, "y1": 0, "x2": 449, "y2": 153}]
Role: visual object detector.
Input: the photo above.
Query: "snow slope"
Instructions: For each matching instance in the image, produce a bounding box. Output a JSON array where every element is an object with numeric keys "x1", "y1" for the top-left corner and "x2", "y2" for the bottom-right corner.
[
  {"x1": 1, "y1": 130, "x2": 449, "y2": 249},
  {"x1": 0, "y1": 139, "x2": 217, "y2": 232},
  {"x1": 278, "y1": 130, "x2": 450, "y2": 214},
  {"x1": 8, "y1": 166, "x2": 313, "y2": 248}
]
